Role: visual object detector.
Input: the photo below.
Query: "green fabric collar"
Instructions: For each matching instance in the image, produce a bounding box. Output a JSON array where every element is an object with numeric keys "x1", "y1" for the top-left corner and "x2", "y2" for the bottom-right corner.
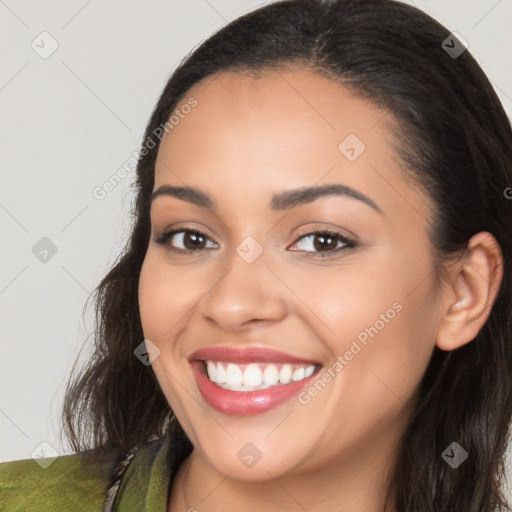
[
  {"x1": 0, "y1": 435, "x2": 191, "y2": 511},
  {"x1": 112, "y1": 436, "x2": 175, "y2": 512}
]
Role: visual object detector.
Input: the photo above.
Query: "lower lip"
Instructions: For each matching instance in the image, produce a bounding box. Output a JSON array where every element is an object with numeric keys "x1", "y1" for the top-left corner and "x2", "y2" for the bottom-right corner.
[{"x1": 191, "y1": 361, "x2": 318, "y2": 416}]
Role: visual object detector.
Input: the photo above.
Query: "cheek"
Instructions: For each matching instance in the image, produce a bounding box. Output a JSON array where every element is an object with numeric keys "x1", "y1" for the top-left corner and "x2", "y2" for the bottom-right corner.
[
  {"x1": 285, "y1": 245, "x2": 439, "y2": 401},
  {"x1": 138, "y1": 253, "x2": 199, "y2": 344},
  {"x1": 288, "y1": 263, "x2": 438, "y2": 454},
  {"x1": 138, "y1": 260, "x2": 190, "y2": 388},
  {"x1": 138, "y1": 258, "x2": 170, "y2": 341},
  {"x1": 138, "y1": 255, "x2": 198, "y2": 420}
]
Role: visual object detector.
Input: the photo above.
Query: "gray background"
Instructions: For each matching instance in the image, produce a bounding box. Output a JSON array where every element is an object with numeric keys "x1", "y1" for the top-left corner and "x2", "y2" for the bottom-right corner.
[{"x1": 1, "y1": 0, "x2": 511, "y2": 497}]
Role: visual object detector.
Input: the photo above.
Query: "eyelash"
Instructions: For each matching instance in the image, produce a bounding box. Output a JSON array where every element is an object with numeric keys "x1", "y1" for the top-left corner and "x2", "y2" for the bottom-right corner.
[{"x1": 154, "y1": 228, "x2": 357, "y2": 258}]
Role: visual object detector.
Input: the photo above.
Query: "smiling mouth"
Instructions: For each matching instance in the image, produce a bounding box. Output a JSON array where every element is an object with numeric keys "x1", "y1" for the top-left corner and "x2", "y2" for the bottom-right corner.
[{"x1": 201, "y1": 360, "x2": 322, "y2": 392}]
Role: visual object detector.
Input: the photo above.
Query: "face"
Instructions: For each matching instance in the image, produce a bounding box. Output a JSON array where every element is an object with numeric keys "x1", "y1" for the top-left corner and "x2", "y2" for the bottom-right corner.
[{"x1": 138, "y1": 68, "x2": 443, "y2": 482}]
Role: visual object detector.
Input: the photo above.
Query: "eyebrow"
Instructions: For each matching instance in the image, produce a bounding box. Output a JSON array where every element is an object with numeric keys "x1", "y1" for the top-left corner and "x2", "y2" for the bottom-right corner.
[{"x1": 149, "y1": 183, "x2": 382, "y2": 214}]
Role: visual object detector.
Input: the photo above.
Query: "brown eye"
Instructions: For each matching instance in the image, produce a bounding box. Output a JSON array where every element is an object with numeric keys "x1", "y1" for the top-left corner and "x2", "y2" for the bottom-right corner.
[
  {"x1": 289, "y1": 230, "x2": 356, "y2": 257},
  {"x1": 154, "y1": 229, "x2": 218, "y2": 253},
  {"x1": 180, "y1": 231, "x2": 207, "y2": 250}
]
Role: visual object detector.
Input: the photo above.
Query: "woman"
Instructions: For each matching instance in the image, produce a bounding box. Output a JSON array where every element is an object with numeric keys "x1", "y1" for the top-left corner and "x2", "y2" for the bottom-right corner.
[{"x1": 1, "y1": 0, "x2": 511, "y2": 510}]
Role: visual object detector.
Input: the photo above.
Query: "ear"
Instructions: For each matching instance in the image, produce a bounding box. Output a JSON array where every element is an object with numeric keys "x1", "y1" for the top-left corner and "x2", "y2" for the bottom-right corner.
[{"x1": 436, "y1": 232, "x2": 503, "y2": 351}]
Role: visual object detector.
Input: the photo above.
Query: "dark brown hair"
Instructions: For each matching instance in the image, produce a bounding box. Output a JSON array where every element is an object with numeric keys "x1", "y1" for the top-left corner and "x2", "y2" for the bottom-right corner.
[{"x1": 62, "y1": 1, "x2": 512, "y2": 510}]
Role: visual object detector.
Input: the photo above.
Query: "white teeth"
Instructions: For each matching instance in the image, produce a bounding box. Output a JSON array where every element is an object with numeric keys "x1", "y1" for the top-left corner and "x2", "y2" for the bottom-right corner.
[
  {"x1": 204, "y1": 361, "x2": 317, "y2": 391},
  {"x1": 226, "y1": 363, "x2": 243, "y2": 386},
  {"x1": 216, "y1": 362, "x2": 227, "y2": 384},
  {"x1": 206, "y1": 361, "x2": 217, "y2": 382},
  {"x1": 279, "y1": 364, "x2": 293, "y2": 384},
  {"x1": 292, "y1": 367, "x2": 305, "y2": 381},
  {"x1": 244, "y1": 364, "x2": 263, "y2": 386},
  {"x1": 263, "y1": 364, "x2": 279, "y2": 386}
]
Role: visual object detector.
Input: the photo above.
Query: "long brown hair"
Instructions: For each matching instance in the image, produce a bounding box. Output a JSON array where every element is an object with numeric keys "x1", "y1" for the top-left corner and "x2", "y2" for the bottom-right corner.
[{"x1": 62, "y1": 1, "x2": 512, "y2": 510}]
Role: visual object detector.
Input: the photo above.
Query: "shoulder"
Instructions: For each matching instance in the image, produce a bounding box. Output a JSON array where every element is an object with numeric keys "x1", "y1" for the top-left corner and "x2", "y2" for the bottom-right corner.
[{"x1": 0, "y1": 451, "x2": 117, "y2": 512}]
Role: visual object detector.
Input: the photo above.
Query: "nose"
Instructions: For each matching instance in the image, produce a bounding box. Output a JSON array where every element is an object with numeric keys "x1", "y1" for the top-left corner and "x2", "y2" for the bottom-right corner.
[{"x1": 198, "y1": 249, "x2": 288, "y2": 332}]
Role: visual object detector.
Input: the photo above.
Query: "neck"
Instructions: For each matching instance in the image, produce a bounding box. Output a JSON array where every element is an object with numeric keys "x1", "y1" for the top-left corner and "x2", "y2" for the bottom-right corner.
[{"x1": 168, "y1": 420, "x2": 402, "y2": 512}]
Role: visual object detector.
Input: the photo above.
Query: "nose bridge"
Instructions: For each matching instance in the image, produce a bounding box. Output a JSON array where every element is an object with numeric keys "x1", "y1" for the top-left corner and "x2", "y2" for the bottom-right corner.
[{"x1": 198, "y1": 236, "x2": 287, "y2": 330}]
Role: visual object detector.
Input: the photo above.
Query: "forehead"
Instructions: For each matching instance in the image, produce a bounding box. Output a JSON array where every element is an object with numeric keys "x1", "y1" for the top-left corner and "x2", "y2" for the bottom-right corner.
[
  {"x1": 158, "y1": 68, "x2": 393, "y2": 166},
  {"x1": 153, "y1": 68, "x2": 430, "y2": 223}
]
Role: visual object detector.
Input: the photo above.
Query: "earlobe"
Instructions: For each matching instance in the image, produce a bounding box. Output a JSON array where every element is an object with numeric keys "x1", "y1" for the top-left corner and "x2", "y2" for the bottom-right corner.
[{"x1": 435, "y1": 232, "x2": 503, "y2": 352}]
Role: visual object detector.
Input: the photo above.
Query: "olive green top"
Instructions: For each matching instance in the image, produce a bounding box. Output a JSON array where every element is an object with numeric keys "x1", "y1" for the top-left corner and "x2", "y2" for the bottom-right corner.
[{"x1": 0, "y1": 436, "x2": 185, "y2": 512}]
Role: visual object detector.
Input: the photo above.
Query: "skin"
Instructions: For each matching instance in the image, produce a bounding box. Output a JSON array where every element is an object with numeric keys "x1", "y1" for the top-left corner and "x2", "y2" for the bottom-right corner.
[{"x1": 137, "y1": 67, "x2": 503, "y2": 512}]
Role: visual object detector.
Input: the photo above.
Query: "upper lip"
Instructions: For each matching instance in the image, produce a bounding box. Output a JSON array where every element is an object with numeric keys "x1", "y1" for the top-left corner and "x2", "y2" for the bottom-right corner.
[{"x1": 189, "y1": 346, "x2": 321, "y2": 365}]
